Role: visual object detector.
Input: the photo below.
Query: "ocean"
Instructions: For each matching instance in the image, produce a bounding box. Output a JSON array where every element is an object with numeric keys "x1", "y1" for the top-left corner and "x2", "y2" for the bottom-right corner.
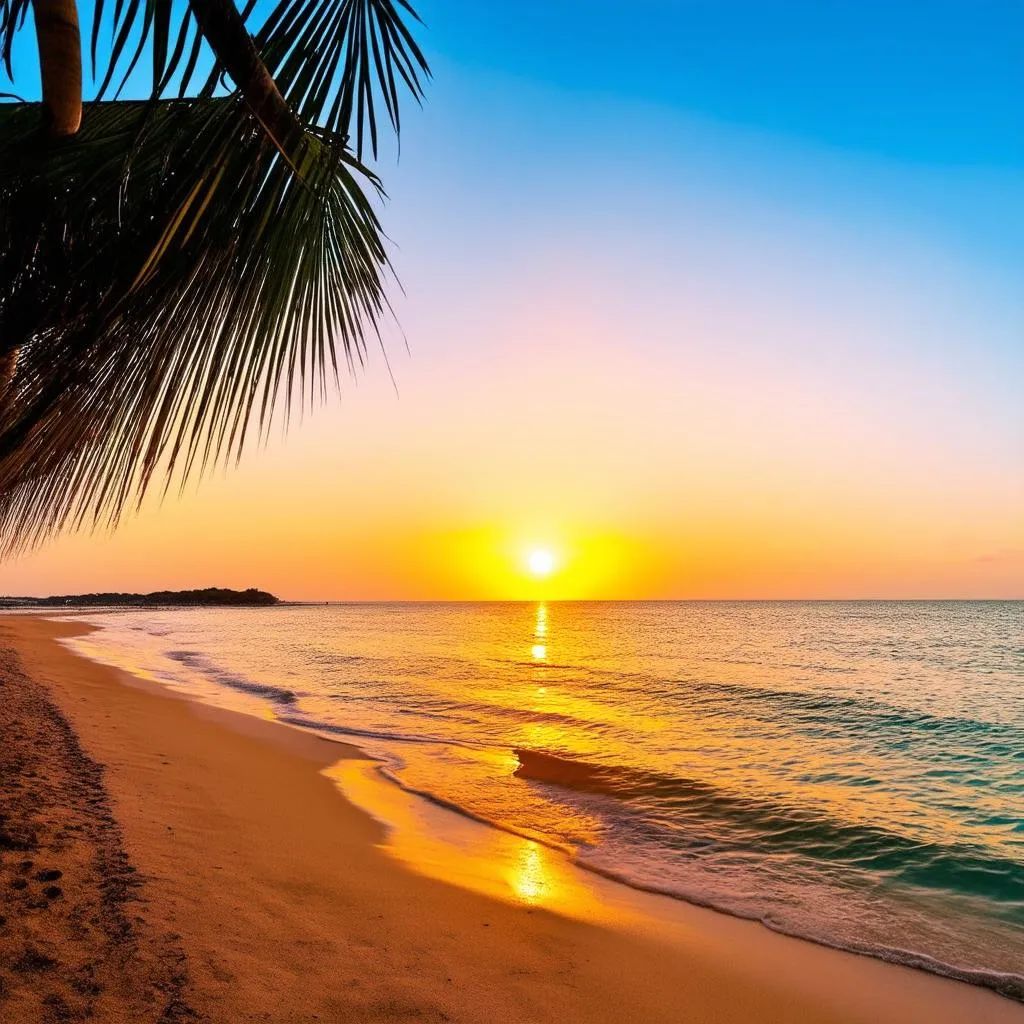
[{"x1": 64, "y1": 601, "x2": 1024, "y2": 998}]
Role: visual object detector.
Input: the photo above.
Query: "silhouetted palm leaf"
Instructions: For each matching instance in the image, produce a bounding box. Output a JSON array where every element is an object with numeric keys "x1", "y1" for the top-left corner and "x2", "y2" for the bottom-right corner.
[
  {"x1": 0, "y1": 0, "x2": 428, "y2": 554},
  {"x1": 90, "y1": 0, "x2": 428, "y2": 156}
]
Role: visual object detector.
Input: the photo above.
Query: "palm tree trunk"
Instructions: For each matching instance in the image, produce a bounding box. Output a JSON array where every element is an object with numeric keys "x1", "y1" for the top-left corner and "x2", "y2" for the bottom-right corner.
[
  {"x1": 30, "y1": 0, "x2": 82, "y2": 136},
  {"x1": 188, "y1": 0, "x2": 306, "y2": 161}
]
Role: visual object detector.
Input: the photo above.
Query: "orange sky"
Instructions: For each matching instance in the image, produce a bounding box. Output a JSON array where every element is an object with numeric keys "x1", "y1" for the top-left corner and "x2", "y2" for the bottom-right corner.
[{"x1": 2, "y1": 293, "x2": 1020, "y2": 599}]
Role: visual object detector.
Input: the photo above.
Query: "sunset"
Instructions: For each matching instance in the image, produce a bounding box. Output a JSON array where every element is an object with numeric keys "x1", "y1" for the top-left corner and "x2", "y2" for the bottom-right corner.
[
  {"x1": 1, "y1": 1, "x2": 1022, "y2": 1022},
  {"x1": 0, "y1": 5, "x2": 1020, "y2": 603}
]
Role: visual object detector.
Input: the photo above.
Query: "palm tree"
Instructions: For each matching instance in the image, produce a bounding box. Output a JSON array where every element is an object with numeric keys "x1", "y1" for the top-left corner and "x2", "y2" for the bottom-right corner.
[{"x1": 0, "y1": 0, "x2": 428, "y2": 553}]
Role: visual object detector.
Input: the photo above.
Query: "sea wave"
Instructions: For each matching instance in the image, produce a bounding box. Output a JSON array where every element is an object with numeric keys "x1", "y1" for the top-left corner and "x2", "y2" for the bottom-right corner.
[
  {"x1": 361, "y1": 751, "x2": 1024, "y2": 1004},
  {"x1": 567, "y1": 851, "x2": 1024, "y2": 1003},
  {"x1": 165, "y1": 650, "x2": 299, "y2": 704},
  {"x1": 513, "y1": 749, "x2": 1024, "y2": 905},
  {"x1": 665, "y1": 676, "x2": 1024, "y2": 750},
  {"x1": 277, "y1": 713, "x2": 473, "y2": 749}
]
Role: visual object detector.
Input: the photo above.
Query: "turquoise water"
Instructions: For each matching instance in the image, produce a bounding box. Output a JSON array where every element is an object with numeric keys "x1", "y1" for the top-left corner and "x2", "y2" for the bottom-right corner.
[{"x1": 67, "y1": 601, "x2": 1024, "y2": 998}]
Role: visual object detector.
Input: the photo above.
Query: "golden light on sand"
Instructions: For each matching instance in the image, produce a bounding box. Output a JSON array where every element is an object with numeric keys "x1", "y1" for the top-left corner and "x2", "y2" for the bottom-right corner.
[
  {"x1": 509, "y1": 843, "x2": 548, "y2": 903},
  {"x1": 528, "y1": 549, "x2": 556, "y2": 577}
]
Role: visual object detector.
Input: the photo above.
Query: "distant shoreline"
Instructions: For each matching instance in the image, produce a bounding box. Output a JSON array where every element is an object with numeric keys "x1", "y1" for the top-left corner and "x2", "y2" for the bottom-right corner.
[
  {"x1": 0, "y1": 587, "x2": 278, "y2": 609},
  {"x1": 3, "y1": 595, "x2": 1021, "y2": 608}
]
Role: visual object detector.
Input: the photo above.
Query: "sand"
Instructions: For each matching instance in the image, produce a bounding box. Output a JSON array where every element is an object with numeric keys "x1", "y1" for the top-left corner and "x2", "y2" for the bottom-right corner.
[{"x1": 1, "y1": 614, "x2": 1021, "y2": 1023}]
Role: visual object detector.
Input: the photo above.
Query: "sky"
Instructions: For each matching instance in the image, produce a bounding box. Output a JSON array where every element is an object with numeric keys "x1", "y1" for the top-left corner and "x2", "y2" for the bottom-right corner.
[{"x1": 2, "y1": 0, "x2": 1022, "y2": 599}]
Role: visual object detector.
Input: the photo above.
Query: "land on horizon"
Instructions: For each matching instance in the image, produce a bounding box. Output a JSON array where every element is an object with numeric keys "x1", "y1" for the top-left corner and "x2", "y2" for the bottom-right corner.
[{"x1": 0, "y1": 587, "x2": 279, "y2": 608}]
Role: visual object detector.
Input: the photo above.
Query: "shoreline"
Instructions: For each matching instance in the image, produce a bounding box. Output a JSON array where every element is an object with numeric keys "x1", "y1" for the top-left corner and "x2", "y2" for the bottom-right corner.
[
  {"x1": 344, "y1": 752, "x2": 1024, "y2": 1002},
  {"x1": 2, "y1": 614, "x2": 1022, "y2": 1023},
  {"x1": 61, "y1": 605, "x2": 1024, "y2": 1003}
]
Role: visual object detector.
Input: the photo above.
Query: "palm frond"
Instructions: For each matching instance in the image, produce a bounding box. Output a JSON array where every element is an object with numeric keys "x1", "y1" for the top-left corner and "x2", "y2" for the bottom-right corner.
[
  {"x1": 0, "y1": 97, "x2": 391, "y2": 554},
  {"x1": 255, "y1": 0, "x2": 429, "y2": 158},
  {"x1": 0, "y1": 0, "x2": 429, "y2": 556},
  {"x1": 0, "y1": 0, "x2": 31, "y2": 80},
  {"x1": 87, "y1": 0, "x2": 428, "y2": 158}
]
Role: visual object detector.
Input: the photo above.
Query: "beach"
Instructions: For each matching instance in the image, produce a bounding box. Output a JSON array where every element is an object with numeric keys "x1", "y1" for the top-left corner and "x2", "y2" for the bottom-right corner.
[{"x1": 2, "y1": 614, "x2": 1021, "y2": 1024}]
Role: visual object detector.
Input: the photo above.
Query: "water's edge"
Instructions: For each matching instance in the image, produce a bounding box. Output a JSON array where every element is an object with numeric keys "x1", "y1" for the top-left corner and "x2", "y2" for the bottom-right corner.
[{"x1": 57, "y1": 617, "x2": 1024, "y2": 1005}]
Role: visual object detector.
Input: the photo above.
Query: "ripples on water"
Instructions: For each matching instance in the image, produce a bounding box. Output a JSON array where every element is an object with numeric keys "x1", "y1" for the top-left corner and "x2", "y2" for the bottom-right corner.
[{"x1": 67, "y1": 601, "x2": 1024, "y2": 997}]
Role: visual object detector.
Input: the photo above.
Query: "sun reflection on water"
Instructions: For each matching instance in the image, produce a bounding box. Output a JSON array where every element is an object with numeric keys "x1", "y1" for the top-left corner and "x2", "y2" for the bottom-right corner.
[
  {"x1": 509, "y1": 842, "x2": 550, "y2": 903},
  {"x1": 531, "y1": 603, "x2": 549, "y2": 662},
  {"x1": 327, "y1": 759, "x2": 622, "y2": 925}
]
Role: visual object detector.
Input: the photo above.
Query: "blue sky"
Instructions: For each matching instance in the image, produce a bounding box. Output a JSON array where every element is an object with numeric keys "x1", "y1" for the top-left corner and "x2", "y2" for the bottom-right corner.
[
  {"x1": 389, "y1": 0, "x2": 1022, "y2": 388},
  {"x1": 424, "y1": 0, "x2": 1022, "y2": 169}
]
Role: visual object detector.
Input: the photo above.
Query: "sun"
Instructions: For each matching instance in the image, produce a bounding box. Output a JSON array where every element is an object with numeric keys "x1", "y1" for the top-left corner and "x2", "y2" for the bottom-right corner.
[{"x1": 528, "y1": 549, "x2": 556, "y2": 577}]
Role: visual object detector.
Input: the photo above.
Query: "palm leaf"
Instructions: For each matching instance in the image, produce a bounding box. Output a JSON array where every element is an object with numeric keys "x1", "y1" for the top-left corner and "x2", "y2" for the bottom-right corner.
[
  {"x1": 254, "y1": 0, "x2": 429, "y2": 158},
  {"x1": 0, "y1": 0, "x2": 429, "y2": 555},
  {"x1": 85, "y1": 0, "x2": 429, "y2": 157},
  {"x1": 0, "y1": 97, "x2": 391, "y2": 554},
  {"x1": 0, "y1": 0, "x2": 31, "y2": 79}
]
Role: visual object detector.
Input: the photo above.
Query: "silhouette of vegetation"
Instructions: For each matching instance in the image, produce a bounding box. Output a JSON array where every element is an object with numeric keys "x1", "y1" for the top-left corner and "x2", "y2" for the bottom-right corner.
[
  {"x1": 0, "y1": 0, "x2": 428, "y2": 555},
  {"x1": 1, "y1": 587, "x2": 279, "y2": 606}
]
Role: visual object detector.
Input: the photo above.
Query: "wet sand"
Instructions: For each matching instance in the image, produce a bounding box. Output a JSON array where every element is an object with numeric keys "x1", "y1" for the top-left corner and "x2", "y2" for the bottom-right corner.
[{"x1": 2, "y1": 614, "x2": 1021, "y2": 1023}]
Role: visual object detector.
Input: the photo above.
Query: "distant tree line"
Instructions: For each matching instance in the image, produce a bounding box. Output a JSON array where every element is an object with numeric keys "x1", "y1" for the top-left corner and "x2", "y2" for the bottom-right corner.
[{"x1": 0, "y1": 588, "x2": 279, "y2": 607}]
